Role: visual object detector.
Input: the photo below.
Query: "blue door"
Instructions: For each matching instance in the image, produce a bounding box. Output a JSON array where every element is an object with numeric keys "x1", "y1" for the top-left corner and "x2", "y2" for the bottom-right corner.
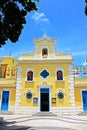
[
  {"x1": 82, "y1": 91, "x2": 87, "y2": 111},
  {"x1": 40, "y1": 88, "x2": 49, "y2": 111},
  {"x1": 1, "y1": 91, "x2": 9, "y2": 110}
]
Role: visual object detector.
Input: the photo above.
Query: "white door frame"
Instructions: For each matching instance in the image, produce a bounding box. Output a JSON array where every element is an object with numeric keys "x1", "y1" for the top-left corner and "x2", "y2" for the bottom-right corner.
[{"x1": 39, "y1": 87, "x2": 51, "y2": 112}]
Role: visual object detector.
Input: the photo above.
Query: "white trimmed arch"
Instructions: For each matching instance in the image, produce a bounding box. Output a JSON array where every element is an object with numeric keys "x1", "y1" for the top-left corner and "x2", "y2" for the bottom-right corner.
[
  {"x1": 41, "y1": 46, "x2": 49, "y2": 58},
  {"x1": 26, "y1": 68, "x2": 34, "y2": 81},
  {"x1": 55, "y1": 67, "x2": 64, "y2": 80}
]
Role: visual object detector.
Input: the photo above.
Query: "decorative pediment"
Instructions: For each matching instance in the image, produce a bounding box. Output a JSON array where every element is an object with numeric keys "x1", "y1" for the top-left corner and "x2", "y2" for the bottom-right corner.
[
  {"x1": 34, "y1": 34, "x2": 57, "y2": 45},
  {"x1": 37, "y1": 82, "x2": 52, "y2": 87}
]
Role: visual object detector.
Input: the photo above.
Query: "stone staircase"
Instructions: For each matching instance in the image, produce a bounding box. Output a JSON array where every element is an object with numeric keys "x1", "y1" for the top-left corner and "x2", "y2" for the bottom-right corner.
[
  {"x1": 0, "y1": 117, "x2": 3, "y2": 124},
  {"x1": 0, "y1": 111, "x2": 14, "y2": 115},
  {"x1": 77, "y1": 112, "x2": 87, "y2": 116},
  {"x1": 32, "y1": 112, "x2": 57, "y2": 117}
]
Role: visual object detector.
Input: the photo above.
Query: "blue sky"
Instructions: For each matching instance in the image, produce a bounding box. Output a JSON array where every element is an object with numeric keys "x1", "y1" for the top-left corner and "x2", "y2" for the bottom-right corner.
[{"x1": 0, "y1": 0, "x2": 87, "y2": 66}]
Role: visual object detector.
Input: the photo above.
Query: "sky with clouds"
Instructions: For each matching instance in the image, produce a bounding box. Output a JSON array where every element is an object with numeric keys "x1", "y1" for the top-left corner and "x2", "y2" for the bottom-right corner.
[{"x1": 0, "y1": 0, "x2": 87, "y2": 66}]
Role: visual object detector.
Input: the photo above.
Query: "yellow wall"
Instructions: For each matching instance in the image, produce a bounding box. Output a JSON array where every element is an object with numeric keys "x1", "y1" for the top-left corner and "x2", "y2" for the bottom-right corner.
[
  {"x1": 74, "y1": 78, "x2": 87, "y2": 106},
  {"x1": 0, "y1": 56, "x2": 17, "y2": 79},
  {"x1": 75, "y1": 86, "x2": 87, "y2": 106},
  {"x1": 2, "y1": 57, "x2": 17, "y2": 66},
  {"x1": 19, "y1": 61, "x2": 72, "y2": 107},
  {"x1": 0, "y1": 56, "x2": 17, "y2": 108}
]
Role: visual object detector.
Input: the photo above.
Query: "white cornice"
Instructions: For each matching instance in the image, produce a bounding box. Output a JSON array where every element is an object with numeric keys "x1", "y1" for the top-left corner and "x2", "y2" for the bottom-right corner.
[
  {"x1": 34, "y1": 37, "x2": 57, "y2": 43},
  {"x1": 33, "y1": 35, "x2": 57, "y2": 45},
  {"x1": 75, "y1": 84, "x2": 87, "y2": 86},
  {"x1": 0, "y1": 84, "x2": 16, "y2": 87},
  {"x1": 18, "y1": 59, "x2": 73, "y2": 63}
]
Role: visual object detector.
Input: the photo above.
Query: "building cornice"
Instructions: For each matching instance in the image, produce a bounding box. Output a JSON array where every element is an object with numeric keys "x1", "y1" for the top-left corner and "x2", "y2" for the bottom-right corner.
[
  {"x1": 18, "y1": 59, "x2": 73, "y2": 64},
  {"x1": 75, "y1": 84, "x2": 87, "y2": 87},
  {"x1": 34, "y1": 36, "x2": 57, "y2": 43},
  {"x1": 0, "y1": 84, "x2": 16, "y2": 87}
]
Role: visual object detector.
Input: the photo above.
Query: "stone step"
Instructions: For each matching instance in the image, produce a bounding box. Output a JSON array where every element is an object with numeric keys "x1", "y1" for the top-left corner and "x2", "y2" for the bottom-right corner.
[
  {"x1": 77, "y1": 112, "x2": 87, "y2": 116},
  {"x1": 0, "y1": 117, "x2": 3, "y2": 124},
  {"x1": 0, "y1": 111, "x2": 14, "y2": 115},
  {"x1": 32, "y1": 112, "x2": 57, "y2": 117}
]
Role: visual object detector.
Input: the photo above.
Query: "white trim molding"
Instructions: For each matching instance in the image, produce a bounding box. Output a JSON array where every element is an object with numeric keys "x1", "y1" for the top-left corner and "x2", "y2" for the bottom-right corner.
[
  {"x1": 41, "y1": 46, "x2": 49, "y2": 58},
  {"x1": 15, "y1": 66, "x2": 22, "y2": 106},
  {"x1": 68, "y1": 65, "x2": 75, "y2": 106},
  {"x1": 26, "y1": 68, "x2": 34, "y2": 82},
  {"x1": 38, "y1": 82, "x2": 52, "y2": 112},
  {"x1": 55, "y1": 67, "x2": 64, "y2": 81}
]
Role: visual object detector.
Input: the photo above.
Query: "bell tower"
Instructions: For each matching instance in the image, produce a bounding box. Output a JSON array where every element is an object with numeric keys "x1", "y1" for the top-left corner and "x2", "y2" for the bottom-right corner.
[{"x1": 33, "y1": 34, "x2": 57, "y2": 58}]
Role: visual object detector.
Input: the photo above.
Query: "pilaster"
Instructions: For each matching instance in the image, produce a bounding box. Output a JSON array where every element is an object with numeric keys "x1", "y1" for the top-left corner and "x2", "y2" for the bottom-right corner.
[
  {"x1": 68, "y1": 65, "x2": 75, "y2": 106},
  {"x1": 15, "y1": 66, "x2": 22, "y2": 106}
]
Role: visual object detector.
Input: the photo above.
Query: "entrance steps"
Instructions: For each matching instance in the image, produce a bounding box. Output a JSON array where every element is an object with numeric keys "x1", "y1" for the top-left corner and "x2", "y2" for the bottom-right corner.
[
  {"x1": 77, "y1": 112, "x2": 87, "y2": 116},
  {"x1": 0, "y1": 111, "x2": 13, "y2": 115},
  {"x1": 32, "y1": 112, "x2": 57, "y2": 117},
  {"x1": 0, "y1": 117, "x2": 3, "y2": 124}
]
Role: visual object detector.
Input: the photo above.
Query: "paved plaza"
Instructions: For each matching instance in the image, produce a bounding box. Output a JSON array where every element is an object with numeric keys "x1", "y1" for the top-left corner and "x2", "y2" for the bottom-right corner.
[{"x1": 0, "y1": 114, "x2": 87, "y2": 130}]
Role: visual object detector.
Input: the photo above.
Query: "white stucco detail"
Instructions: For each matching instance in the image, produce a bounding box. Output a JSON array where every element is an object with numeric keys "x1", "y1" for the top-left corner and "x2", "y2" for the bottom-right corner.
[
  {"x1": 15, "y1": 66, "x2": 22, "y2": 106},
  {"x1": 68, "y1": 65, "x2": 75, "y2": 106}
]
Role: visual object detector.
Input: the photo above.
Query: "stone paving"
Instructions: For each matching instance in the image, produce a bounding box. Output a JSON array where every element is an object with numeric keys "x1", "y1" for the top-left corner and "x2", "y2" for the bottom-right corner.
[{"x1": 0, "y1": 114, "x2": 87, "y2": 130}]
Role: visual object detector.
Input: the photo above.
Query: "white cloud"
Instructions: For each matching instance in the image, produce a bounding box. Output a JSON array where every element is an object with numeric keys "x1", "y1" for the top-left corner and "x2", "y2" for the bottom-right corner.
[{"x1": 31, "y1": 12, "x2": 49, "y2": 24}]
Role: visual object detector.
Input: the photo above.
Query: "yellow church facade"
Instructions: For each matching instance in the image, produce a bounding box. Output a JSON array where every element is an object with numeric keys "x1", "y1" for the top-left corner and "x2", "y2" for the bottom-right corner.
[{"x1": 0, "y1": 35, "x2": 87, "y2": 115}]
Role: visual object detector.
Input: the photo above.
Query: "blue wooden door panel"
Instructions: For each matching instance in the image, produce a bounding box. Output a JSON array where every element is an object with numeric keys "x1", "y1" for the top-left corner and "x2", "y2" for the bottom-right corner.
[
  {"x1": 40, "y1": 88, "x2": 49, "y2": 111},
  {"x1": 40, "y1": 88, "x2": 49, "y2": 93},
  {"x1": 1, "y1": 91, "x2": 9, "y2": 110},
  {"x1": 82, "y1": 91, "x2": 87, "y2": 111}
]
